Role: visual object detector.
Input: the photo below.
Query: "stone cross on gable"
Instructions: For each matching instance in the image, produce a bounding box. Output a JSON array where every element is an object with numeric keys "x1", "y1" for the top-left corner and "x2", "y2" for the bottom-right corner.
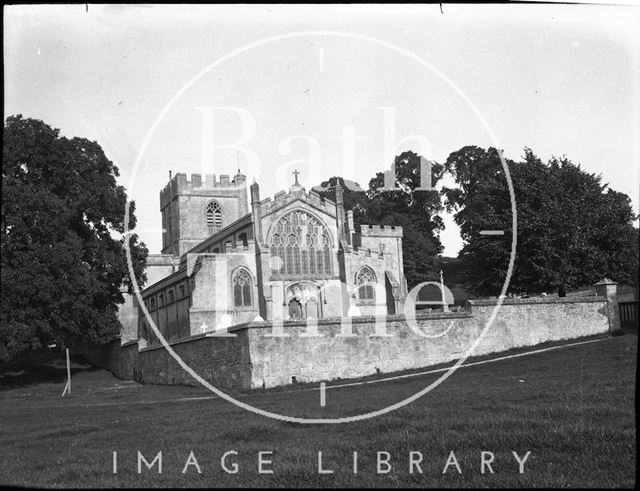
[{"x1": 292, "y1": 169, "x2": 300, "y2": 185}]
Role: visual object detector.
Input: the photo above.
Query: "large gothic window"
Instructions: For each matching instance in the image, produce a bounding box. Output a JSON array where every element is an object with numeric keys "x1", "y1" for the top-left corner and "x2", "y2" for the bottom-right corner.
[
  {"x1": 232, "y1": 268, "x2": 253, "y2": 307},
  {"x1": 356, "y1": 266, "x2": 376, "y2": 301},
  {"x1": 206, "y1": 200, "x2": 222, "y2": 234},
  {"x1": 269, "y1": 210, "x2": 333, "y2": 278}
]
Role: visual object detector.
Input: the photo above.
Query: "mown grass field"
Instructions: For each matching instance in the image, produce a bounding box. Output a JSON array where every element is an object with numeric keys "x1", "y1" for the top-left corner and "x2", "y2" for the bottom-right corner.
[{"x1": 0, "y1": 334, "x2": 636, "y2": 488}]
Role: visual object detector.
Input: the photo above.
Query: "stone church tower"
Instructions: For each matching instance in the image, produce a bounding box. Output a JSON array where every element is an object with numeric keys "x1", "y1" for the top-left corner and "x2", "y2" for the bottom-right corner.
[{"x1": 159, "y1": 171, "x2": 248, "y2": 256}]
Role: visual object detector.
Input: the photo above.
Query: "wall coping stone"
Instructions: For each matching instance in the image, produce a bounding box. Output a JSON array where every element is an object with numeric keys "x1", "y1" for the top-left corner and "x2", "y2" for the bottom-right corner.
[
  {"x1": 226, "y1": 310, "x2": 474, "y2": 333},
  {"x1": 139, "y1": 331, "x2": 239, "y2": 353},
  {"x1": 468, "y1": 296, "x2": 607, "y2": 306},
  {"x1": 134, "y1": 297, "x2": 608, "y2": 352}
]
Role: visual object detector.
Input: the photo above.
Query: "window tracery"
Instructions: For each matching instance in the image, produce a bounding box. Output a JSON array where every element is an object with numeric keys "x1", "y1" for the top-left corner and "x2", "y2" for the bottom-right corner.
[
  {"x1": 269, "y1": 210, "x2": 333, "y2": 277},
  {"x1": 232, "y1": 268, "x2": 252, "y2": 307},
  {"x1": 356, "y1": 266, "x2": 376, "y2": 301}
]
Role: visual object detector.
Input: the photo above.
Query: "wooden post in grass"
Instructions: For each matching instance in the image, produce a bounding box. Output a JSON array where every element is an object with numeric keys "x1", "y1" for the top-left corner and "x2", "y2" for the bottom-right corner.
[{"x1": 61, "y1": 348, "x2": 71, "y2": 397}]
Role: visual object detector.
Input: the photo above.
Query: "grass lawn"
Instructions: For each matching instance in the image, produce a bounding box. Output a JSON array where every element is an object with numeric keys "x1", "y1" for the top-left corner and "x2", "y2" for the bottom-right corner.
[{"x1": 0, "y1": 334, "x2": 636, "y2": 488}]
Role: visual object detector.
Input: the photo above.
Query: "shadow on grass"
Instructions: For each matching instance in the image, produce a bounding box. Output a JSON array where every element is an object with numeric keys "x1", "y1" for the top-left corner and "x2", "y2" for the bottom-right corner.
[{"x1": 0, "y1": 355, "x2": 102, "y2": 390}]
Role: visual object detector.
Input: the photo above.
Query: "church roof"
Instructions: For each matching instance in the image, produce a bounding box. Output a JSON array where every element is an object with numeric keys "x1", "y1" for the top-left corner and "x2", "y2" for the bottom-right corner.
[{"x1": 181, "y1": 212, "x2": 253, "y2": 260}]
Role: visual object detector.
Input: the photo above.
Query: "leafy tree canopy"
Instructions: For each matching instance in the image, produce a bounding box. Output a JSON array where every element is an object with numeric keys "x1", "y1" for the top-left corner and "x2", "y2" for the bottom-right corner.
[
  {"x1": 315, "y1": 151, "x2": 445, "y2": 288},
  {"x1": 312, "y1": 176, "x2": 371, "y2": 227},
  {"x1": 1, "y1": 115, "x2": 148, "y2": 361},
  {"x1": 443, "y1": 145, "x2": 639, "y2": 296}
]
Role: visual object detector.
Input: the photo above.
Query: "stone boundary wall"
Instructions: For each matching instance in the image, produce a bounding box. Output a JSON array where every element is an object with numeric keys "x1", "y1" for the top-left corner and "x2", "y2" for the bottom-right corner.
[
  {"x1": 241, "y1": 297, "x2": 610, "y2": 388},
  {"x1": 79, "y1": 333, "x2": 252, "y2": 390},
  {"x1": 470, "y1": 297, "x2": 610, "y2": 355},
  {"x1": 135, "y1": 332, "x2": 251, "y2": 390},
  {"x1": 78, "y1": 339, "x2": 138, "y2": 381},
  {"x1": 244, "y1": 312, "x2": 474, "y2": 388},
  {"x1": 82, "y1": 296, "x2": 611, "y2": 390}
]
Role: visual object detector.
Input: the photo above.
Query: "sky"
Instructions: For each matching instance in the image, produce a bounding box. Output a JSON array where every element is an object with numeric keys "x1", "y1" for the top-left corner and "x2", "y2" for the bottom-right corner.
[{"x1": 4, "y1": 4, "x2": 639, "y2": 256}]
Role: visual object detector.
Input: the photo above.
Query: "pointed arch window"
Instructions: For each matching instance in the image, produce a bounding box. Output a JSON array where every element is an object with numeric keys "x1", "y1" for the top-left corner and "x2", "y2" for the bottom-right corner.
[
  {"x1": 232, "y1": 268, "x2": 253, "y2": 307},
  {"x1": 269, "y1": 210, "x2": 333, "y2": 278},
  {"x1": 356, "y1": 266, "x2": 376, "y2": 301},
  {"x1": 206, "y1": 200, "x2": 222, "y2": 234}
]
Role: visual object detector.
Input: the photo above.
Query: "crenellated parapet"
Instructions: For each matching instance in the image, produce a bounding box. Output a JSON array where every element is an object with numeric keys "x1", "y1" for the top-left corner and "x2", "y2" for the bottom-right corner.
[
  {"x1": 258, "y1": 186, "x2": 336, "y2": 218},
  {"x1": 359, "y1": 224, "x2": 403, "y2": 237},
  {"x1": 160, "y1": 173, "x2": 247, "y2": 207}
]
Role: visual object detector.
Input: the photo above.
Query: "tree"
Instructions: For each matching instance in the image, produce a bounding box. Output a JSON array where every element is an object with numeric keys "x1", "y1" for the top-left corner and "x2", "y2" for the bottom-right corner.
[
  {"x1": 1, "y1": 115, "x2": 148, "y2": 361},
  {"x1": 441, "y1": 146, "x2": 515, "y2": 294},
  {"x1": 443, "y1": 145, "x2": 639, "y2": 296},
  {"x1": 314, "y1": 151, "x2": 445, "y2": 288},
  {"x1": 312, "y1": 176, "x2": 371, "y2": 228},
  {"x1": 367, "y1": 151, "x2": 445, "y2": 289}
]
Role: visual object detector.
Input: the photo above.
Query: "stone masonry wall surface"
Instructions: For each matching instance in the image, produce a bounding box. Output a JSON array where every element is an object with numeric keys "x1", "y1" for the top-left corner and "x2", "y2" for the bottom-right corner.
[
  {"x1": 88, "y1": 297, "x2": 610, "y2": 391},
  {"x1": 245, "y1": 297, "x2": 610, "y2": 388},
  {"x1": 135, "y1": 331, "x2": 252, "y2": 390},
  {"x1": 79, "y1": 340, "x2": 138, "y2": 380},
  {"x1": 470, "y1": 298, "x2": 610, "y2": 355},
  {"x1": 246, "y1": 313, "x2": 475, "y2": 388}
]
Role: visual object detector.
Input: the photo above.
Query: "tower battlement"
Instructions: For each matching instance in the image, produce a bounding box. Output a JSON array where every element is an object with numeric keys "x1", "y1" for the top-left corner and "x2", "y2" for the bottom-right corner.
[
  {"x1": 160, "y1": 173, "x2": 247, "y2": 207},
  {"x1": 359, "y1": 224, "x2": 403, "y2": 237}
]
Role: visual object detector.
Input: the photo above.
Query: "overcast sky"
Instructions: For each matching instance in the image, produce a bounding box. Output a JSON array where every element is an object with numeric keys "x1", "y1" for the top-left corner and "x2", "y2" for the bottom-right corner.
[{"x1": 4, "y1": 4, "x2": 639, "y2": 256}]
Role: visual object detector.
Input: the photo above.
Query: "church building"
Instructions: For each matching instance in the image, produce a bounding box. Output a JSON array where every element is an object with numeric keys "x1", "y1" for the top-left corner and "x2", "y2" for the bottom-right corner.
[{"x1": 133, "y1": 170, "x2": 408, "y2": 347}]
